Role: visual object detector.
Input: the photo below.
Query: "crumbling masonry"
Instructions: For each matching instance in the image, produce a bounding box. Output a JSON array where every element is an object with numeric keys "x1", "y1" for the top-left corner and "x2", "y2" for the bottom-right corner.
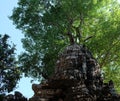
[{"x1": 29, "y1": 44, "x2": 120, "y2": 101}]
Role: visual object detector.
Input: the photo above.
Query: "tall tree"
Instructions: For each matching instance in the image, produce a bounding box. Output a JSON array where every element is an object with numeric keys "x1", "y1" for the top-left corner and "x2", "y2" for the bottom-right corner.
[
  {"x1": 0, "y1": 34, "x2": 20, "y2": 93},
  {"x1": 10, "y1": 0, "x2": 120, "y2": 90}
]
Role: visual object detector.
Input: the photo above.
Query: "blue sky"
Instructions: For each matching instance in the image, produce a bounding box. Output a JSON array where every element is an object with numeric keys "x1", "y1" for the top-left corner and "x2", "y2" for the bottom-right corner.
[
  {"x1": 0, "y1": 0, "x2": 38, "y2": 98},
  {"x1": 0, "y1": 0, "x2": 24, "y2": 55}
]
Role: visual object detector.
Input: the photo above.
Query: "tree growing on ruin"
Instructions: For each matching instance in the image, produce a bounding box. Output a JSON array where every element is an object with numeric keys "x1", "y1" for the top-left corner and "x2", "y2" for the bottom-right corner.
[{"x1": 10, "y1": 0, "x2": 120, "y2": 91}]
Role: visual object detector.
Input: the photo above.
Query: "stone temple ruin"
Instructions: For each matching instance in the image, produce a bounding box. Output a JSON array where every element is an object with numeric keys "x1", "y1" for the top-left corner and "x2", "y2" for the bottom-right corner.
[{"x1": 29, "y1": 44, "x2": 120, "y2": 101}]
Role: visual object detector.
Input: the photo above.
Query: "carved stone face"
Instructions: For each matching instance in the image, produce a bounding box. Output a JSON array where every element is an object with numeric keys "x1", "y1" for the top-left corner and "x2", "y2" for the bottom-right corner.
[
  {"x1": 55, "y1": 44, "x2": 101, "y2": 81},
  {"x1": 56, "y1": 44, "x2": 84, "y2": 71}
]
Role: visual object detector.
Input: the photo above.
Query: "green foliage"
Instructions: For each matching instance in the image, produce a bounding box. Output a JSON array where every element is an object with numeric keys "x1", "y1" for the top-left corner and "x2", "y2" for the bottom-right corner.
[
  {"x1": 10, "y1": 0, "x2": 120, "y2": 90},
  {"x1": 103, "y1": 65, "x2": 120, "y2": 93},
  {"x1": 0, "y1": 34, "x2": 20, "y2": 93}
]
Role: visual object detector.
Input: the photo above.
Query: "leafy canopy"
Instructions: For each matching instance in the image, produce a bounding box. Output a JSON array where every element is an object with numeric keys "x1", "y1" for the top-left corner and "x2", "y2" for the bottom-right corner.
[
  {"x1": 0, "y1": 34, "x2": 20, "y2": 93},
  {"x1": 10, "y1": 0, "x2": 120, "y2": 90}
]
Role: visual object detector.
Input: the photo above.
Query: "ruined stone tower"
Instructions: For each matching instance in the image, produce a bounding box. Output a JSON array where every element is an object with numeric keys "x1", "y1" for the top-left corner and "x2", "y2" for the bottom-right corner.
[{"x1": 29, "y1": 44, "x2": 120, "y2": 101}]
